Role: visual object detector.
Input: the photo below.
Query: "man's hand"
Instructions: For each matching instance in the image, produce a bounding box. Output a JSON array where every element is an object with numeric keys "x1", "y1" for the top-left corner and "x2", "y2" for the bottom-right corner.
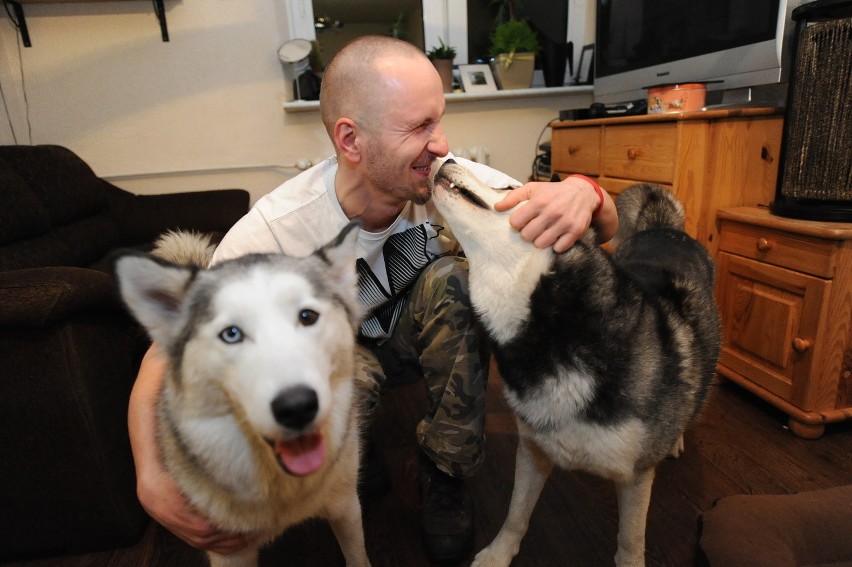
[
  {"x1": 136, "y1": 454, "x2": 252, "y2": 553},
  {"x1": 129, "y1": 344, "x2": 254, "y2": 554},
  {"x1": 494, "y1": 175, "x2": 617, "y2": 253}
]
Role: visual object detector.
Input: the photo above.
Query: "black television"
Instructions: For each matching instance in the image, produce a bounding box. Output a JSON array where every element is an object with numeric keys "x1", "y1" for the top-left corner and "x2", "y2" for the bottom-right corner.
[{"x1": 593, "y1": 0, "x2": 803, "y2": 106}]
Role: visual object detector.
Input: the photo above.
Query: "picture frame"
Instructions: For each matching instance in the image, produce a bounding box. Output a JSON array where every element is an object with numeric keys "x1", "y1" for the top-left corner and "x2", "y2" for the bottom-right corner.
[
  {"x1": 458, "y1": 64, "x2": 497, "y2": 94},
  {"x1": 575, "y1": 44, "x2": 594, "y2": 85}
]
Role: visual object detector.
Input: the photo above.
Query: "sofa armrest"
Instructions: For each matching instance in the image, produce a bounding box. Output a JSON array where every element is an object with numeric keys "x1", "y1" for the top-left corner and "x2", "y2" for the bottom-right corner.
[
  {"x1": 115, "y1": 189, "x2": 250, "y2": 244},
  {"x1": 0, "y1": 267, "x2": 126, "y2": 327},
  {"x1": 0, "y1": 265, "x2": 149, "y2": 558}
]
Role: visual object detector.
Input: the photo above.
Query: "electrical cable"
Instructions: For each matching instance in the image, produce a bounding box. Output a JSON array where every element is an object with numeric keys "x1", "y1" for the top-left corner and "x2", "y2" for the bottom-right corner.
[
  {"x1": 1, "y1": 1, "x2": 20, "y2": 143},
  {"x1": 14, "y1": 22, "x2": 32, "y2": 143},
  {"x1": 1, "y1": 0, "x2": 33, "y2": 144},
  {"x1": 531, "y1": 117, "x2": 557, "y2": 181},
  {"x1": 0, "y1": 78, "x2": 16, "y2": 144},
  {"x1": 2, "y1": 1, "x2": 20, "y2": 32}
]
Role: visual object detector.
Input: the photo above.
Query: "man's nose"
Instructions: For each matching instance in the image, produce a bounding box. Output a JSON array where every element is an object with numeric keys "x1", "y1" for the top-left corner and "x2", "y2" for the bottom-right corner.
[{"x1": 429, "y1": 124, "x2": 449, "y2": 157}]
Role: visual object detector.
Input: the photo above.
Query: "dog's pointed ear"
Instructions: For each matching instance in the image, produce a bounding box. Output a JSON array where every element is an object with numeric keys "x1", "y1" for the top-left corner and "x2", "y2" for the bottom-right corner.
[
  {"x1": 317, "y1": 221, "x2": 362, "y2": 320},
  {"x1": 319, "y1": 221, "x2": 360, "y2": 269},
  {"x1": 113, "y1": 253, "x2": 197, "y2": 346}
]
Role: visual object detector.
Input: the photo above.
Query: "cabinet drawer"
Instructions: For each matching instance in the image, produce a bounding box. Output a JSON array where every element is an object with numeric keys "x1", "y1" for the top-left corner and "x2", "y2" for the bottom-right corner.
[
  {"x1": 718, "y1": 220, "x2": 839, "y2": 278},
  {"x1": 602, "y1": 123, "x2": 677, "y2": 183},
  {"x1": 552, "y1": 127, "x2": 600, "y2": 175}
]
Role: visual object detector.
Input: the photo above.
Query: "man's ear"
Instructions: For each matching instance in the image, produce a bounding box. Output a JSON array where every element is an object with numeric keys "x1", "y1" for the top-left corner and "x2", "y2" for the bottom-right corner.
[{"x1": 333, "y1": 118, "x2": 361, "y2": 163}]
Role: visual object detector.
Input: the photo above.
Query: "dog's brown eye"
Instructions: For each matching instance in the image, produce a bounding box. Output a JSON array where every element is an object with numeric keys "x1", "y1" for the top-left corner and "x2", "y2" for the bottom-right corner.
[
  {"x1": 219, "y1": 326, "x2": 244, "y2": 344},
  {"x1": 299, "y1": 309, "x2": 319, "y2": 326}
]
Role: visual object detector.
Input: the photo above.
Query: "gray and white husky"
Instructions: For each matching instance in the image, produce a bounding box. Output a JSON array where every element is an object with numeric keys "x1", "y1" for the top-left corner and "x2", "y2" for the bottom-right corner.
[
  {"x1": 113, "y1": 223, "x2": 370, "y2": 567},
  {"x1": 432, "y1": 161, "x2": 720, "y2": 567}
]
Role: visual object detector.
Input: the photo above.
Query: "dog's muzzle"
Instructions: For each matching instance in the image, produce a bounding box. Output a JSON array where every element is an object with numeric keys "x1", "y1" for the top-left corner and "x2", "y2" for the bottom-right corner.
[
  {"x1": 434, "y1": 160, "x2": 490, "y2": 210},
  {"x1": 265, "y1": 386, "x2": 326, "y2": 477}
]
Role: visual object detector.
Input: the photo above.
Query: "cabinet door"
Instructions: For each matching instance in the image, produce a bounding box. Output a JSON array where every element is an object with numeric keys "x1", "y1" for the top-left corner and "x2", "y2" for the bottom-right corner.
[{"x1": 716, "y1": 252, "x2": 830, "y2": 408}]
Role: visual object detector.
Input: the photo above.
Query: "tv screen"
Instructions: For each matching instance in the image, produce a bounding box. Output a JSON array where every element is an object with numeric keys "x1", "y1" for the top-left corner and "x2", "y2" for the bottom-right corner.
[
  {"x1": 597, "y1": 0, "x2": 780, "y2": 79},
  {"x1": 594, "y1": 0, "x2": 794, "y2": 105}
]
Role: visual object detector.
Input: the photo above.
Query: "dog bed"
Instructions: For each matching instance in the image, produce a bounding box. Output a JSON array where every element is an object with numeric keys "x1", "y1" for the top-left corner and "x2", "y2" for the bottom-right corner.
[{"x1": 697, "y1": 484, "x2": 852, "y2": 566}]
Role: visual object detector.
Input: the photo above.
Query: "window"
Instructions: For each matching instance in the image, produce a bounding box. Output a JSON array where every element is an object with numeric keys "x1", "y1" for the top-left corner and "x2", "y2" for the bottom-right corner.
[{"x1": 285, "y1": 1, "x2": 570, "y2": 68}]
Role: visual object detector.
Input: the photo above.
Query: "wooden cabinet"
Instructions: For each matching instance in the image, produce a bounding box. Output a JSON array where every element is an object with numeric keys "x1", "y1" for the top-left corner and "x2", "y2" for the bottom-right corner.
[
  {"x1": 716, "y1": 207, "x2": 852, "y2": 438},
  {"x1": 550, "y1": 108, "x2": 784, "y2": 254},
  {"x1": 552, "y1": 110, "x2": 852, "y2": 438}
]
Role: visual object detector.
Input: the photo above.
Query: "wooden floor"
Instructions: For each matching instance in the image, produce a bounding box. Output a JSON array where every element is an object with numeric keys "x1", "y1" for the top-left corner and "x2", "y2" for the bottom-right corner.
[{"x1": 7, "y1": 365, "x2": 852, "y2": 567}]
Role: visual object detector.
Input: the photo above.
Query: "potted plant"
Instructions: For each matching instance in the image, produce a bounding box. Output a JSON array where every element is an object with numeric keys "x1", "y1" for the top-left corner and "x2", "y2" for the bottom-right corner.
[
  {"x1": 488, "y1": 0, "x2": 540, "y2": 90},
  {"x1": 427, "y1": 38, "x2": 457, "y2": 93}
]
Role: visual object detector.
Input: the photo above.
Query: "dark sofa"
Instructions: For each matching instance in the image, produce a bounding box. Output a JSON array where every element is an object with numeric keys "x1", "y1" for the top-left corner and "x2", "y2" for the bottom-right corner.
[{"x1": 0, "y1": 145, "x2": 250, "y2": 560}]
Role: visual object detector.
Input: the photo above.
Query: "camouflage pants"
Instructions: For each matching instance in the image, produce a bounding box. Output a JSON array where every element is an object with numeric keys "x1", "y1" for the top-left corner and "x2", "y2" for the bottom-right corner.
[{"x1": 355, "y1": 255, "x2": 488, "y2": 478}]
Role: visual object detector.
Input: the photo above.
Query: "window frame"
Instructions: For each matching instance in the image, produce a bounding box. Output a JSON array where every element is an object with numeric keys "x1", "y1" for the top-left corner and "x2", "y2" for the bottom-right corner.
[{"x1": 284, "y1": 1, "x2": 469, "y2": 63}]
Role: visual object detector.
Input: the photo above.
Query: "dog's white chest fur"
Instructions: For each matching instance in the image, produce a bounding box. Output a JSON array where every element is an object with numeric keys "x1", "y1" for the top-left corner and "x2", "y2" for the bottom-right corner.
[
  {"x1": 503, "y1": 372, "x2": 646, "y2": 482},
  {"x1": 468, "y1": 249, "x2": 552, "y2": 344}
]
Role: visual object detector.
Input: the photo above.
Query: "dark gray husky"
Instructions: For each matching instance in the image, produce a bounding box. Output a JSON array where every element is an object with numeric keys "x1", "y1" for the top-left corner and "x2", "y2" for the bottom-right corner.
[{"x1": 432, "y1": 160, "x2": 720, "y2": 567}]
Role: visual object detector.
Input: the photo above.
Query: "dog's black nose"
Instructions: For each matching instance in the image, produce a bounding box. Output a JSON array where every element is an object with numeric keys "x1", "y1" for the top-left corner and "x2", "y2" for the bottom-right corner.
[
  {"x1": 271, "y1": 386, "x2": 318, "y2": 430},
  {"x1": 444, "y1": 158, "x2": 456, "y2": 164}
]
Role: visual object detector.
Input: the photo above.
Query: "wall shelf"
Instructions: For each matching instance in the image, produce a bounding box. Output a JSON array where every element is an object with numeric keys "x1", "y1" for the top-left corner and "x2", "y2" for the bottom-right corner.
[{"x1": 9, "y1": 0, "x2": 169, "y2": 46}]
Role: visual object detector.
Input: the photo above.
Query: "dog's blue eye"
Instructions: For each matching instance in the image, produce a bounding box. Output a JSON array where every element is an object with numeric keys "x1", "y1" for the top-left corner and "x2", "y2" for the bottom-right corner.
[
  {"x1": 299, "y1": 309, "x2": 319, "y2": 326},
  {"x1": 219, "y1": 326, "x2": 244, "y2": 343}
]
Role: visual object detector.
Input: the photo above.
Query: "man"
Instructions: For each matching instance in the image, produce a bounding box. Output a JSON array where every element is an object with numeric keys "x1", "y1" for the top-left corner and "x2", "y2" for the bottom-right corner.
[{"x1": 128, "y1": 35, "x2": 617, "y2": 564}]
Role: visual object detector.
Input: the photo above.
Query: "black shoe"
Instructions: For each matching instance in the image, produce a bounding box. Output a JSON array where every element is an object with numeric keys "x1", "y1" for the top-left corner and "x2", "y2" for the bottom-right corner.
[
  {"x1": 419, "y1": 456, "x2": 475, "y2": 564},
  {"x1": 358, "y1": 440, "x2": 391, "y2": 498}
]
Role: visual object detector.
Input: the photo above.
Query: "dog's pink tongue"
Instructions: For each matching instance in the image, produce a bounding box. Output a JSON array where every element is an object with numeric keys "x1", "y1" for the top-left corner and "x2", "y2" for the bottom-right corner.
[{"x1": 275, "y1": 432, "x2": 325, "y2": 476}]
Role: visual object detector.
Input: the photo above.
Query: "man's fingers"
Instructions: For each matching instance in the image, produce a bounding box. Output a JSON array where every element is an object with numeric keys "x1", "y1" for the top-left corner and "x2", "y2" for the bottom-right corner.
[
  {"x1": 494, "y1": 186, "x2": 530, "y2": 211},
  {"x1": 197, "y1": 532, "x2": 254, "y2": 555},
  {"x1": 172, "y1": 517, "x2": 252, "y2": 554}
]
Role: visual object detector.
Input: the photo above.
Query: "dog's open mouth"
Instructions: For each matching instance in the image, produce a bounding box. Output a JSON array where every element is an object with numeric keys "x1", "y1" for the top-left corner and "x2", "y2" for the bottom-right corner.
[
  {"x1": 434, "y1": 161, "x2": 490, "y2": 210},
  {"x1": 267, "y1": 432, "x2": 326, "y2": 477}
]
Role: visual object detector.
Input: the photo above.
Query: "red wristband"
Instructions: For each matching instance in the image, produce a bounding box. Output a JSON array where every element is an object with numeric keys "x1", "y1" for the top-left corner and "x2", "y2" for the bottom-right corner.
[{"x1": 568, "y1": 174, "x2": 604, "y2": 221}]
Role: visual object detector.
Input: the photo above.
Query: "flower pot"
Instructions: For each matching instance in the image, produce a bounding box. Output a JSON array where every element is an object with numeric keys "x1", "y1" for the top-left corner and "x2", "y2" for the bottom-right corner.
[
  {"x1": 491, "y1": 52, "x2": 535, "y2": 90},
  {"x1": 432, "y1": 59, "x2": 454, "y2": 93}
]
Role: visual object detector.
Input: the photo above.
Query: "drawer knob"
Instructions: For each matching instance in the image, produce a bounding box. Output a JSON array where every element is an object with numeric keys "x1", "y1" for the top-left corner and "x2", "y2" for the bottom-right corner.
[
  {"x1": 627, "y1": 148, "x2": 639, "y2": 160},
  {"x1": 568, "y1": 145, "x2": 579, "y2": 155},
  {"x1": 792, "y1": 338, "x2": 811, "y2": 353},
  {"x1": 756, "y1": 237, "x2": 773, "y2": 251}
]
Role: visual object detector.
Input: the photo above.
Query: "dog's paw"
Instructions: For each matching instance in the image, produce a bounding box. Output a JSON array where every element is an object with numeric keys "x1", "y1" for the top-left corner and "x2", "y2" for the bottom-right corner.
[
  {"x1": 471, "y1": 544, "x2": 515, "y2": 567},
  {"x1": 668, "y1": 434, "x2": 685, "y2": 458}
]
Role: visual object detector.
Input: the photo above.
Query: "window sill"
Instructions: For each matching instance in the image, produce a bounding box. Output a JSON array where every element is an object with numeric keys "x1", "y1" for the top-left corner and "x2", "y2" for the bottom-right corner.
[{"x1": 282, "y1": 85, "x2": 594, "y2": 113}]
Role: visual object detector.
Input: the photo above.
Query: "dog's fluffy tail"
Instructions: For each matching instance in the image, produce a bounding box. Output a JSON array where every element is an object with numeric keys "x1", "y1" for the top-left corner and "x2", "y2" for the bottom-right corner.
[
  {"x1": 611, "y1": 183, "x2": 685, "y2": 248},
  {"x1": 151, "y1": 230, "x2": 217, "y2": 267}
]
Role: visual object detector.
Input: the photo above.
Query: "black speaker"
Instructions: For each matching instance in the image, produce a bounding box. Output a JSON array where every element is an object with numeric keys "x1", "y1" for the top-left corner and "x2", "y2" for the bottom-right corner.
[{"x1": 771, "y1": 0, "x2": 852, "y2": 221}]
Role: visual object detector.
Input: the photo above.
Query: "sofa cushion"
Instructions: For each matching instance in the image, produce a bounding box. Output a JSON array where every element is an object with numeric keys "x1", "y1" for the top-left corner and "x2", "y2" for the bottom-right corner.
[
  {"x1": 697, "y1": 485, "x2": 852, "y2": 566},
  {"x1": 0, "y1": 267, "x2": 126, "y2": 327},
  {"x1": 0, "y1": 145, "x2": 107, "y2": 227},
  {"x1": 0, "y1": 166, "x2": 51, "y2": 244},
  {"x1": 0, "y1": 215, "x2": 119, "y2": 271}
]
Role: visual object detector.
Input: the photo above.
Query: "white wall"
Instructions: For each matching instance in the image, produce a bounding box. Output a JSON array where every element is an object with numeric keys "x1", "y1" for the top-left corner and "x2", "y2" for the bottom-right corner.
[
  {"x1": 0, "y1": 1, "x2": 323, "y2": 189},
  {"x1": 0, "y1": 0, "x2": 592, "y2": 198}
]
